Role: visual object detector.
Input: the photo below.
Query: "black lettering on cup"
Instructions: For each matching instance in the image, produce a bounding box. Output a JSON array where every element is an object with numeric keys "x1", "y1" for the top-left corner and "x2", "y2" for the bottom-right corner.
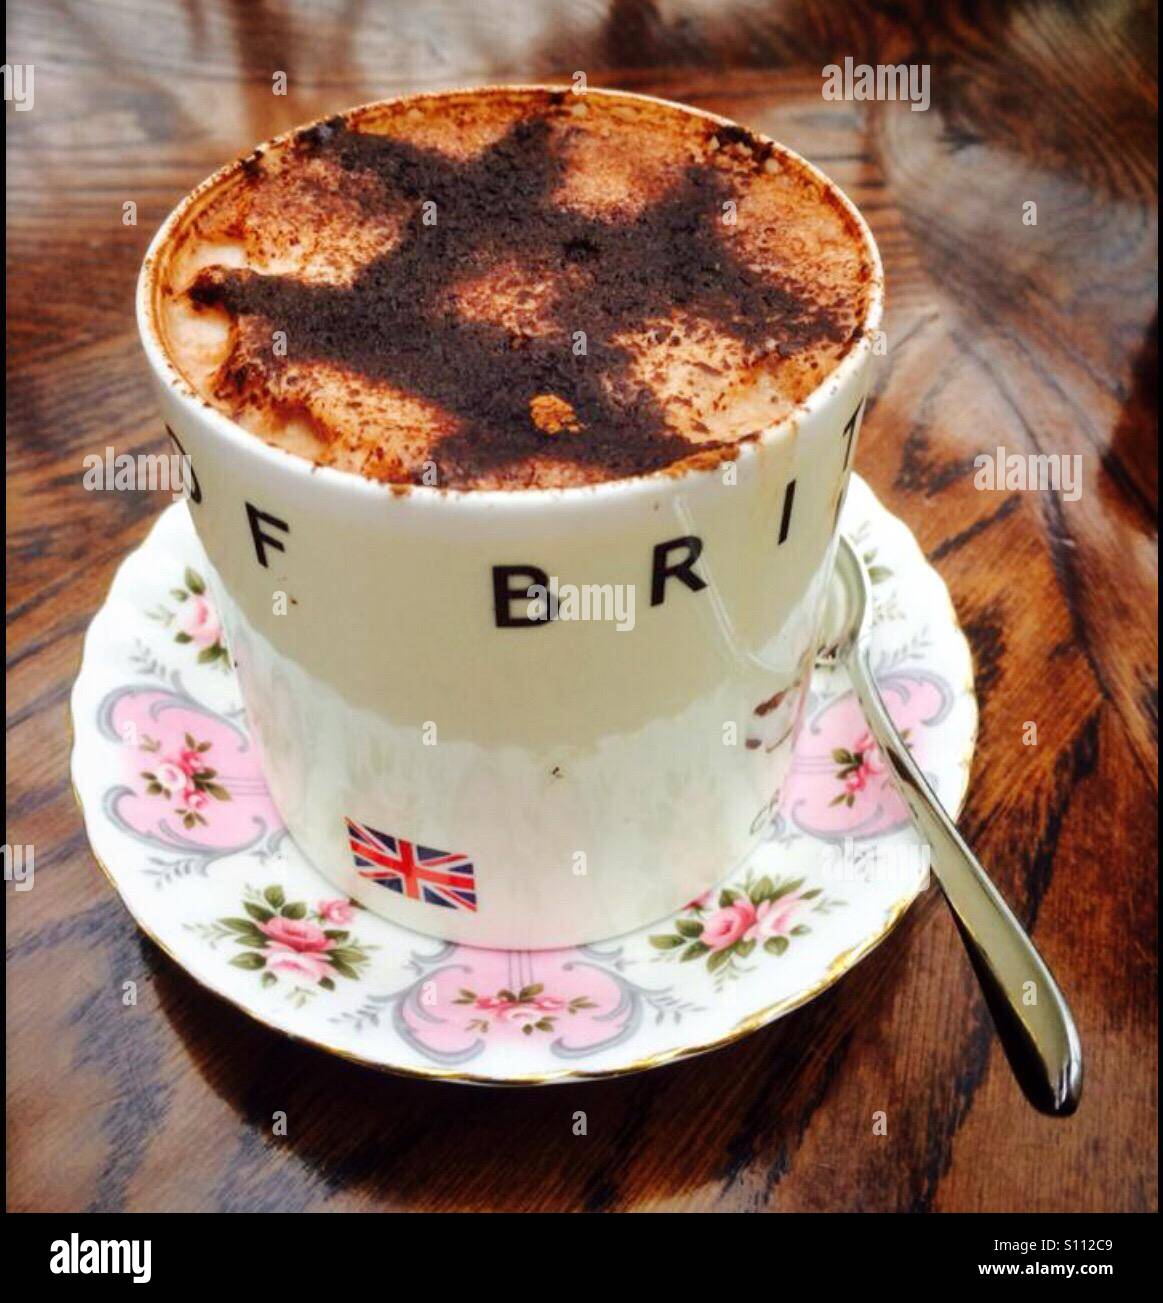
[
  {"x1": 842, "y1": 400, "x2": 863, "y2": 472},
  {"x1": 778, "y1": 478, "x2": 796, "y2": 545},
  {"x1": 165, "y1": 424, "x2": 202, "y2": 503},
  {"x1": 246, "y1": 502, "x2": 289, "y2": 568},
  {"x1": 493, "y1": 565, "x2": 551, "y2": 628},
  {"x1": 651, "y1": 536, "x2": 706, "y2": 607}
]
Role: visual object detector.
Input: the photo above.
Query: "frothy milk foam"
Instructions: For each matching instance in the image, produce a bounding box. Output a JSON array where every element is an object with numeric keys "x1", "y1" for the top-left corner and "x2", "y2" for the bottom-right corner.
[{"x1": 154, "y1": 87, "x2": 873, "y2": 491}]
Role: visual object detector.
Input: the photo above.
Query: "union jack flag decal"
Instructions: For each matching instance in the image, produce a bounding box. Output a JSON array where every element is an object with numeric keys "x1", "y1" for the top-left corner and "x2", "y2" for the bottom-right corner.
[{"x1": 345, "y1": 817, "x2": 478, "y2": 912}]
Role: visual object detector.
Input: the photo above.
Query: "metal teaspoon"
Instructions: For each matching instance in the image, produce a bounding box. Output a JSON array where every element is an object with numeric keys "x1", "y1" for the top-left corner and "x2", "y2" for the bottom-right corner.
[{"x1": 820, "y1": 534, "x2": 1083, "y2": 1116}]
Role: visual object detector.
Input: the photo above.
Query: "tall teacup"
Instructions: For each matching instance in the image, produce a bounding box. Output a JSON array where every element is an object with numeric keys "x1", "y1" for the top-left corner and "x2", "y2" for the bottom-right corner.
[{"x1": 137, "y1": 86, "x2": 882, "y2": 948}]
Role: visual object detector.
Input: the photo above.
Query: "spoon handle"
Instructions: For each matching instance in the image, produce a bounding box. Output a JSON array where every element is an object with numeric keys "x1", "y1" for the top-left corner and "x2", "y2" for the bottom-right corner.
[{"x1": 845, "y1": 642, "x2": 1083, "y2": 1116}]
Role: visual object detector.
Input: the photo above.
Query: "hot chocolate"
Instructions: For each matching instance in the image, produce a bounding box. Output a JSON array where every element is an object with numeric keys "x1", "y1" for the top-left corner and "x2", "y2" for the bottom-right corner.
[{"x1": 154, "y1": 87, "x2": 873, "y2": 490}]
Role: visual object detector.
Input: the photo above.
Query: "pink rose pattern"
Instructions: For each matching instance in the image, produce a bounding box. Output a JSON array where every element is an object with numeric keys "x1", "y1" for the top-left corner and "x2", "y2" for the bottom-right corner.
[
  {"x1": 650, "y1": 873, "x2": 833, "y2": 982},
  {"x1": 454, "y1": 983, "x2": 597, "y2": 1036},
  {"x1": 140, "y1": 730, "x2": 231, "y2": 829},
  {"x1": 120, "y1": 505, "x2": 961, "y2": 1057},
  {"x1": 830, "y1": 729, "x2": 894, "y2": 808},
  {"x1": 154, "y1": 566, "x2": 229, "y2": 668},
  {"x1": 195, "y1": 886, "x2": 371, "y2": 1002},
  {"x1": 780, "y1": 672, "x2": 947, "y2": 840},
  {"x1": 102, "y1": 685, "x2": 282, "y2": 874},
  {"x1": 336, "y1": 947, "x2": 699, "y2": 1060},
  {"x1": 318, "y1": 899, "x2": 355, "y2": 925}
]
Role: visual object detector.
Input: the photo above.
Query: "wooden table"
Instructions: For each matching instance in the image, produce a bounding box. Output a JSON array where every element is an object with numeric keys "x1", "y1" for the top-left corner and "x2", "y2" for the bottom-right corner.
[{"x1": 7, "y1": 0, "x2": 1156, "y2": 1213}]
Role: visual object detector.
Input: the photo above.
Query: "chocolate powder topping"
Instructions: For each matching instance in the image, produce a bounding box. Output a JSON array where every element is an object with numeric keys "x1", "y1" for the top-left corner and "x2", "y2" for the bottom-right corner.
[{"x1": 185, "y1": 105, "x2": 859, "y2": 488}]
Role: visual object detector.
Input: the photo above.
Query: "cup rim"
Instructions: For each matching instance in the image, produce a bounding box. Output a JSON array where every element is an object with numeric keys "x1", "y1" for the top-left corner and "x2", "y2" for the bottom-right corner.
[{"x1": 137, "y1": 83, "x2": 884, "y2": 505}]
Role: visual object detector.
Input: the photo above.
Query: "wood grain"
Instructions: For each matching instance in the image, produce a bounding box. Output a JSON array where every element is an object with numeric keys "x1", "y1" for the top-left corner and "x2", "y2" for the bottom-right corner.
[{"x1": 6, "y1": 0, "x2": 1157, "y2": 1212}]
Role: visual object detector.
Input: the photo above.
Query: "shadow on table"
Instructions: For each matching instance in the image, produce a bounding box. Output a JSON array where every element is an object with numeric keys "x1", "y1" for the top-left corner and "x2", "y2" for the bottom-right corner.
[{"x1": 148, "y1": 900, "x2": 930, "y2": 1212}]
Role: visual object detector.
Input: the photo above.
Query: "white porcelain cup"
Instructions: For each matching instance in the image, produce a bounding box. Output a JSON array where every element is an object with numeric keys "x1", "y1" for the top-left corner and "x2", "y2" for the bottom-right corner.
[{"x1": 137, "y1": 93, "x2": 882, "y2": 949}]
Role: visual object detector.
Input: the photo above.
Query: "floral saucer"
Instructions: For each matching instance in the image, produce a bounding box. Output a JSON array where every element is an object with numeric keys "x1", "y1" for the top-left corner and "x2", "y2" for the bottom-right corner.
[{"x1": 70, "y1": 475, "x2": 976, "y2": 1085}]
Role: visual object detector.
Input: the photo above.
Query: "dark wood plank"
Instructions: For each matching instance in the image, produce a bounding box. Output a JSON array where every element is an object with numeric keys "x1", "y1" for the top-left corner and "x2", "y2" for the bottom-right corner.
[{"x1": 6, "y1": 0, "x2": 1157, "y2": 1213}]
